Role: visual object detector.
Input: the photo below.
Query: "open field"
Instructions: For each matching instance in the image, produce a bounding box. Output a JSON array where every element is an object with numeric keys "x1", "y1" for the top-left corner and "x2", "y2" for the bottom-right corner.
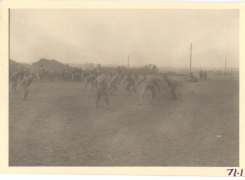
[{"x1": 9, "y1": 75, "x2": 239, "y2": 166}]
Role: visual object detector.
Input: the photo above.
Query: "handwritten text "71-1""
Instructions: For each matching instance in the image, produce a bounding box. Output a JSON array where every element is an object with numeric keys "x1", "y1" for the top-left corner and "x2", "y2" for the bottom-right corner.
[{"x1": 227, "y1": 169, "x2": 243, "y2": 176}]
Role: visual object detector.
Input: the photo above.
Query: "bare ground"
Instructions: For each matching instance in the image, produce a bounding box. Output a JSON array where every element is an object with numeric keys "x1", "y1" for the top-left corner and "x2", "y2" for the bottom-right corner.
[{"x1": 9, "y1": 76, "x2": 239, "y2": 166}]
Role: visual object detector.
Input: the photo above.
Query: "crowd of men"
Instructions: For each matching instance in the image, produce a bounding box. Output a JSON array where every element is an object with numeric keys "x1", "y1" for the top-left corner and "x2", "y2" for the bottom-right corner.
[{"x1": 10, "y1": 65, "x2": 208, "y2": 109}]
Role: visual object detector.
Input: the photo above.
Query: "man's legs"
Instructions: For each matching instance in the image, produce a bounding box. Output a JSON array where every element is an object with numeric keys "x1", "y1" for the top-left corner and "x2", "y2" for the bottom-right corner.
[
  {"x1": 22, "y1": 85, "x2": 29, "y2": 101},
  {"x1": 171, "y1": 84, "x2": 178, "y2": 99},
  {"x1": 109, "y1": 84, "x2": 115, "y2": 95},
  {"x1": 176, "y1": 85, "x2": 181, "y2": 97},
  {"x1": 96, "y1": 91, "x2": 101, "y2": 107},
  {"x1": 138, "y1": 85, "x2": 149, "y2": 105},
  {"x1": 102, "y1": 91, "x2": 110, "y2": 109},
  {"x1": 91, "y1": 82, "x2": 94, "y2": 90},
  {"x1": 150, "y1": 86, "x2": 156, "y2": 104},
  {"x1": 126, "y1": 83, "x2": 132, "y2": 94},
  {"x1": 84, "y1": 80, "x2": 89, "y2": 90},
  {"x1": 132, "y1": 83, "x2": 138, "y2": 95}
]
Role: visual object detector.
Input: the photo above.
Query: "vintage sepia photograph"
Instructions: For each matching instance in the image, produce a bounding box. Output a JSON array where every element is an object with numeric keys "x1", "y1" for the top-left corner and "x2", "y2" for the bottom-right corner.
[{"x1": 8, "y1": 8, "x2": 239, "y2": 168}]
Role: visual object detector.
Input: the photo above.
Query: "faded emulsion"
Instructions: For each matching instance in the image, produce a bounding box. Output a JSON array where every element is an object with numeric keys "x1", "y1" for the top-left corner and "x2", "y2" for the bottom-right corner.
[{"x1": 9, "y1": 9, "x2": 239, "y2": 166}]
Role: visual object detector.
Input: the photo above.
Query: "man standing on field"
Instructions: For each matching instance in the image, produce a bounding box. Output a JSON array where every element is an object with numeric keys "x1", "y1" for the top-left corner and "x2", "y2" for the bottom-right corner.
[
  {"x1": 124, "y1": 73, "x2": 138, "y2": 95},
  {"x1": 135, "y1": 70, "x2": 160, "y2": 105},
  {"x1": 94, "y1": 70, "x2": 110, "y2": 109},
  {"x1": 108, "y1": 71, "x2": 121, "y2": 95},
  {"x1": 20, "y1": 72, "x2": 36, "y2": 101}
]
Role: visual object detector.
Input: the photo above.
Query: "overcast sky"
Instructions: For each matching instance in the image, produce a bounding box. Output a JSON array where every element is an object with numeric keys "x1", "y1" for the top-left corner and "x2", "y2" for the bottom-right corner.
[{"x1": 10, "y1": 9, "x2": 239, "y2": 68}]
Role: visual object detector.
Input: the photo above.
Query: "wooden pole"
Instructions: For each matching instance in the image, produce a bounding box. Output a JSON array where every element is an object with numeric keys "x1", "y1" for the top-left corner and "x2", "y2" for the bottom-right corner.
[{"x1": 190, "y1": 43, "x2": 192, "y2": 72}]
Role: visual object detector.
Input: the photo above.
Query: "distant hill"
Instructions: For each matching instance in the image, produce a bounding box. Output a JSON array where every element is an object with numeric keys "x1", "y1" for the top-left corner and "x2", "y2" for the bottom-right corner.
[
  {"x1": 9, "y1": 59, "x2": 32, "y2": 69},
  {"x1": 32, "y1": 58, "x2": 67, "y2": 68}
]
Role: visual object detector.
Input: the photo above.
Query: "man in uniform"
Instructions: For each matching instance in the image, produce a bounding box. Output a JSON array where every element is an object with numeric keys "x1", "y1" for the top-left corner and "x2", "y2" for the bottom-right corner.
[
  {"x1": 108, "y1": 71, "x2": 121, "y2": 95},
  {"x1": 20, "y1": 72, "x2": 36, "y2": 101},
  {"x1": 135, "y1": 70, "x2": 160, "y2": 105},
  {"x1": 134, "y1": 71, "x2": 139, "y2": 81},
  {"x1": 94, "y1": 70, "x2": 110, "y2": 109},
  {"x1": 84, "y1": 73, "x2": 96, "y2": 90},
  {"x1": 163, "y1": 75, "x2": 181, "y2": 100},
  {"x1": 124, "y1": 72, "x2": 138, "y2": 95},
  {"x1": 10, "y1": 71, "x2": 20, "y2": 92}
]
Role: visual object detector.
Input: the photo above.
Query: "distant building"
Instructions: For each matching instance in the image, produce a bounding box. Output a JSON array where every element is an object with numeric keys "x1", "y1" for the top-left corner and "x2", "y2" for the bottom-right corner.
[{"x1": 32, "y1": 58, "x2": 66, "y2": 68}]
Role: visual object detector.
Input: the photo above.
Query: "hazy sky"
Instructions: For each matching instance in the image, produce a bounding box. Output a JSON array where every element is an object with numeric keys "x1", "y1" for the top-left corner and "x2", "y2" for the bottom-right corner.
[{"x1": 10, "y1": 9, "x2": 239, "y2": 68}]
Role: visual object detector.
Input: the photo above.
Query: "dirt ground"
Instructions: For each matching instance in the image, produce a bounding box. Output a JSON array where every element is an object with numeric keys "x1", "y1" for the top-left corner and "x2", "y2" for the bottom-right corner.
[{"x1": 9, "y1": 75, "x2": 239, "y2": 166}]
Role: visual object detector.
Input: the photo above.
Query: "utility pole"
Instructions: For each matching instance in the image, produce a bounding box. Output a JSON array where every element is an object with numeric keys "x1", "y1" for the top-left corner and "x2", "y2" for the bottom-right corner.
[{"x1": 190, "y1": 43, "x2": 192, "y2": 72}]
